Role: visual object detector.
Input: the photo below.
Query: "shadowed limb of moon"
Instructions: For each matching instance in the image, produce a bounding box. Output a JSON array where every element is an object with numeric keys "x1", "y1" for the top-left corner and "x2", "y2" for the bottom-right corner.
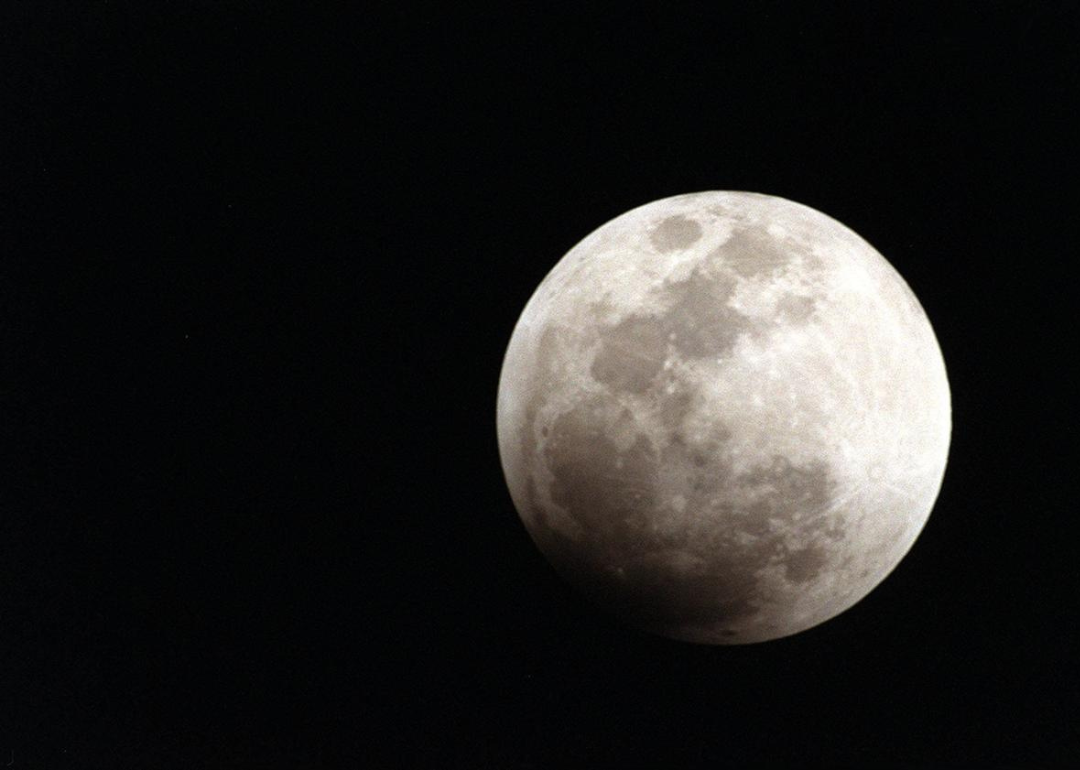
[{"x1": 497, "y1": 191, "x2": 951, "y2": 644}]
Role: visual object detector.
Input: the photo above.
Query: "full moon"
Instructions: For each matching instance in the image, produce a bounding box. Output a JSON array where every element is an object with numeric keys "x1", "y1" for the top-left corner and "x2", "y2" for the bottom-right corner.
[{"x1": 496, "y1": 191, "x2": 951, "y2": 644}]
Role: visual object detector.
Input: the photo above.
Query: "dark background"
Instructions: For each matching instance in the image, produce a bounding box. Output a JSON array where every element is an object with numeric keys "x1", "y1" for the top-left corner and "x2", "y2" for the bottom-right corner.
[{"x1": 1, "y1": 3, "x2": 1076, "y2": 767}]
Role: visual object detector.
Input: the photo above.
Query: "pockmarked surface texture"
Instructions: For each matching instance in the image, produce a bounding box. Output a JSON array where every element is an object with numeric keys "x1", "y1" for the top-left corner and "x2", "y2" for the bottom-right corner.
[{"x1": 496, "y1": 191, "x2": 951, "y2": 644}]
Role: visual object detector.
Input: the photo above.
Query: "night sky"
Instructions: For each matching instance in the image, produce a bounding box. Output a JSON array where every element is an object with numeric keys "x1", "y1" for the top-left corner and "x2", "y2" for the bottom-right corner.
[{"x1": 2, "y1": 3, "x2": 1076, "y2": 767}]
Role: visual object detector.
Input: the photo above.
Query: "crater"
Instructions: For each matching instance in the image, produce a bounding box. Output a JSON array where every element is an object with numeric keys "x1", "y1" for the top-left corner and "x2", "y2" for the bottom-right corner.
[{"x1": 649, "y1": 215, "x2": 703, "y2": 252}]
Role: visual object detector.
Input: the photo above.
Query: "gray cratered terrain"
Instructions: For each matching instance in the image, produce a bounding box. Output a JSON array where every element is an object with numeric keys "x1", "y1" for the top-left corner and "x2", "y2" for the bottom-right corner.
[{"x1": 496, "y1": 191, "x2": 951, "y2": 644}]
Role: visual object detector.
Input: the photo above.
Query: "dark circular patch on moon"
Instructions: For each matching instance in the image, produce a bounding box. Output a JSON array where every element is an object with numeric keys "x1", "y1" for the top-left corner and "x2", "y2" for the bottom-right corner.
[
  {"x1": 649, "y1": 215, "x2": 703, "y2": 252},
  {"x1": 716, "y1": 226, "x2": 796, "y2": 277}
]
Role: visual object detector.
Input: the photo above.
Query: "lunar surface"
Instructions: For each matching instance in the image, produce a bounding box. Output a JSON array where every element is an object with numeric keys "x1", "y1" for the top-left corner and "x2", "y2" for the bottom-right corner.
[{"x1": 496, "y1": 191, "x2": 951, "y2": 644}]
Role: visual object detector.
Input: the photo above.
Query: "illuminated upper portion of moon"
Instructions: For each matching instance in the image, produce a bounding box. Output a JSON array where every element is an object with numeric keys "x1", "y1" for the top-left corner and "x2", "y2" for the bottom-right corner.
[{"x1": 496, "y1": 191, "x2": 951, "y2": 644}]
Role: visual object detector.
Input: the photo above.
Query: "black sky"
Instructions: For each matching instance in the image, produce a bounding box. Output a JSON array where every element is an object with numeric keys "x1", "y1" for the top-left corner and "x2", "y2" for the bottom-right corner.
[{"x1": 1, "y1": 3, "x2": 1077, "y2": 767}]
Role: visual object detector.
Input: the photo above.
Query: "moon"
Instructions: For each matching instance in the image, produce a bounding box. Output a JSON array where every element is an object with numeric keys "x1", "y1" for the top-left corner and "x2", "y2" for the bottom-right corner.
[{"x1": 496, "y1": 191, "x2": 951, "y2": 644}]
